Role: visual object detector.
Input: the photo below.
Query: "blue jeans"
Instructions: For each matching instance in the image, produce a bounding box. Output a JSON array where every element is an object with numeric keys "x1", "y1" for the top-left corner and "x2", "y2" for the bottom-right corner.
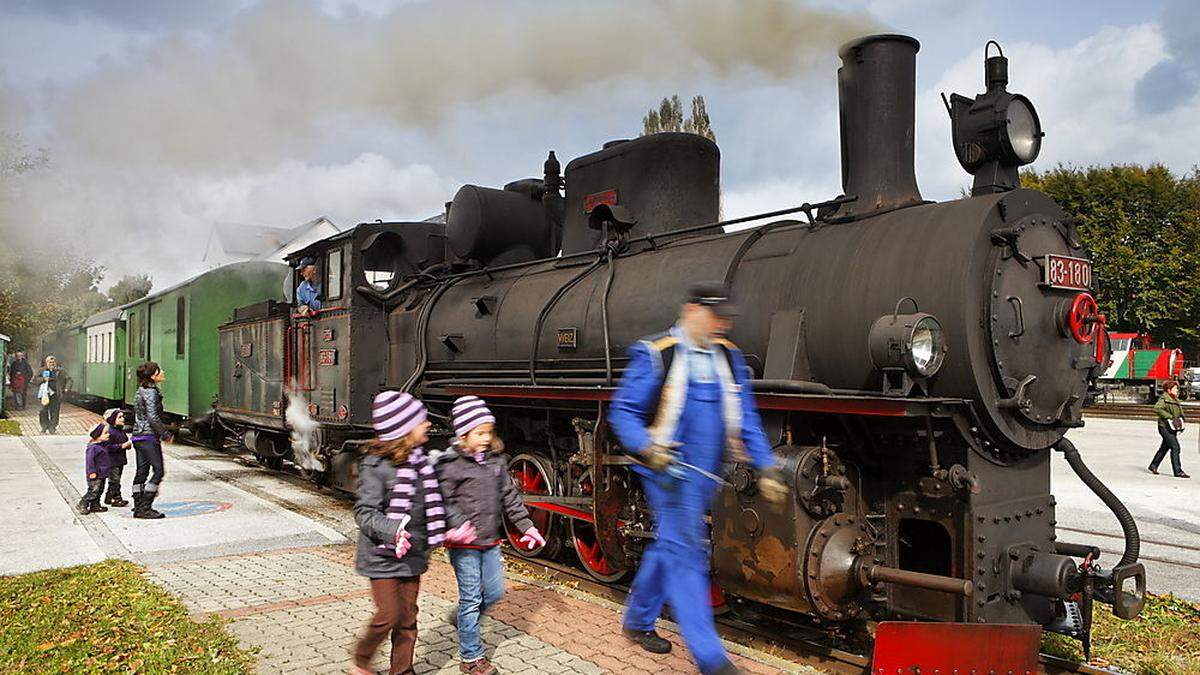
[{"x1": 449, "y1": 546, "x2": 505, "y2": 661}]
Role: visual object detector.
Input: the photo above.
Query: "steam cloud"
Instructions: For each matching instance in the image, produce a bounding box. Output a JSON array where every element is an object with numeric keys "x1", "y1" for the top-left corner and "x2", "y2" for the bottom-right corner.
[{"x1": 4, "y1": 0, "x2": 879, "y2": 283}]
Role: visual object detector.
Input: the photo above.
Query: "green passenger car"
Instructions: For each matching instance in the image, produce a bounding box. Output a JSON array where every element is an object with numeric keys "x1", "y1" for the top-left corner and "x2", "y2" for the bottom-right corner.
[
  {"x1": 81, "y1": 307, "x2": 127, "y2": 405},
  {"x1": 123, "y1": 261, "x2": 289, "y2": 421}
]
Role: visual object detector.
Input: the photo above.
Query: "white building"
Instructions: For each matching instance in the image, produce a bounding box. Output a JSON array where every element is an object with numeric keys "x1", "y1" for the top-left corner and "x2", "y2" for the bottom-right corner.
[{"x1": 202, "y1": 217, "x2": 342, "y2": 268}]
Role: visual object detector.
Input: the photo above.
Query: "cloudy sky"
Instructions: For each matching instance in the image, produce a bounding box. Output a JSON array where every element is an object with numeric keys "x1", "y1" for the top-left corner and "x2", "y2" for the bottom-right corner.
[{"x1": 1, "y1": 0, "x2": 1196, "y2": 288}]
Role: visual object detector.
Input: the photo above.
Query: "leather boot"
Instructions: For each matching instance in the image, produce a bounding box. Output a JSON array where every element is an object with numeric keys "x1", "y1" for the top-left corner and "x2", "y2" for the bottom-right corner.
[
  {"x1": 77, "y1": 499, "x2": 92, "y2": 515},
  {"x1": 135, "y1": 492, "x2": 165, "y2": 520},
  {"x1": 89, "y1": 499, "x2": 109, "y2": 513},
  {"x1": 105, "y1": 488, "x2": 129, "y2": 508}
]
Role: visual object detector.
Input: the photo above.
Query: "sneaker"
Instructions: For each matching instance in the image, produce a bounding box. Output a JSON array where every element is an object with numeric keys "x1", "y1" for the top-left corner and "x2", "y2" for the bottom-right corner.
[
  {"x1": 459, "y1": 657, "x2": 498, "y2": 675},
  {"x1": 623, "y1": 627, "x2": 672, "y2": 654}
]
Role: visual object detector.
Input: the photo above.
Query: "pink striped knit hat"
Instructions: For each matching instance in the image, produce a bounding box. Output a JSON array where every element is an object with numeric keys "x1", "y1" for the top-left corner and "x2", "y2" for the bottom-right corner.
[
  {"x1": 372, "y1": 391, "x2": 427, "y2": 441},
  {"x1": 452, "y1": 396, "x2": 495, "y2": 438}
]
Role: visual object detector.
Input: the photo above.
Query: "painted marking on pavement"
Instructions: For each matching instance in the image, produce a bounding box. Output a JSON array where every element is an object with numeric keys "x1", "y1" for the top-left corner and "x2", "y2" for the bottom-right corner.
[{"x1": 113, "y1": 500, "x2": 233, "y2": 519}]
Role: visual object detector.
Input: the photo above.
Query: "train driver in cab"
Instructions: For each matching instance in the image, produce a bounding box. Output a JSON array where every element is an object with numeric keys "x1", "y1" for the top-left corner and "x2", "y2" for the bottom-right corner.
[
  {"x1": 608, "y1": 280, "x2": 786, "y2": 675},
  {"x1": 295, "y1": 256, "x2": 322, "y2": 316}
]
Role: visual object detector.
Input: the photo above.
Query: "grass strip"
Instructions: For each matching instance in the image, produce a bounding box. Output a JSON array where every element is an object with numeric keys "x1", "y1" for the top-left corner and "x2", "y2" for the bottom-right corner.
[
  {"x1": 0, "y1": 559, "x2": 256, "y2": 674},
  {"x1": 1042, "y1": 592, "x2": 1200, "y2": 674}
]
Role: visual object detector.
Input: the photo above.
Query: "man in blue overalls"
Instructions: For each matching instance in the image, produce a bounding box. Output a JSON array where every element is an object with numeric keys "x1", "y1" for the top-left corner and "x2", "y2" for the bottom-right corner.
[
  {"x1": 295, "y1": 256, "x2": 322, "y2": 316},
  {"x1": 608, "y1": 281, "x2": 786, "y2": 675}
]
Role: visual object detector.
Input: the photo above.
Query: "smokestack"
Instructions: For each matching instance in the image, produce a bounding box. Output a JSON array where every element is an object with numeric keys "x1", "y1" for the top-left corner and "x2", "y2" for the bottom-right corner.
[{"x1": 834, "y1": 34, "x2": 923, "y2": 221}]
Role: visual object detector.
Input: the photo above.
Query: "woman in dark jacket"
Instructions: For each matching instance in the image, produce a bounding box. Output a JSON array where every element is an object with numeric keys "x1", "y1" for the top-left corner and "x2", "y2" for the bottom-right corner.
[
  {"x1": 32, "y1": 355, "x2": 66, "y2": 433},
  {"x1": 131, "y1": 361, "x2": 171, "y2": 518},
  {"x1": 1149, "y1": 380, "x2": 1189, "y2": 478}
]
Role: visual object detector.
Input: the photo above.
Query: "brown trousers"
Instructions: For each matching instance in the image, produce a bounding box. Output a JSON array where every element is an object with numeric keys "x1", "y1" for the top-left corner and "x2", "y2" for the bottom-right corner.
[{"x1": 354, "y1": 576, "x2": 421, "y2": 674}]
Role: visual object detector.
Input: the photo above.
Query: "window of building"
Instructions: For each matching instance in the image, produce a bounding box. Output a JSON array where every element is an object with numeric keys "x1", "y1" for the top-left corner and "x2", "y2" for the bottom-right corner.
[
  {"x1": 176, "y1": 297, "x2": 187, "y2": 357},
  {"x1": 326, "y1": 248, "x2": 343, "y2": 300}
]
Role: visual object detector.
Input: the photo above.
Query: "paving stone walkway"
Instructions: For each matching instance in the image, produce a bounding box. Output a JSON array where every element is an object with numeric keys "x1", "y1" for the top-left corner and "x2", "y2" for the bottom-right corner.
[
  {"x1": 146, "y1": 545, "x2": 815, "y2": 674},
  {"x1": 5, "y1": 399, "x2": 102, "y2": 436}
]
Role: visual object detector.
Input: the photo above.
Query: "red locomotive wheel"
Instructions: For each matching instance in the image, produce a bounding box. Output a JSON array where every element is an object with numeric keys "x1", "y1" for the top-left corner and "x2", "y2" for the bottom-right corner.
[
  {"x1": 571, "y1": 470, "x2": 628, "y2": 582},
  {"x1": 504, "y1": 454, "x2": 560, "y2": 559}
]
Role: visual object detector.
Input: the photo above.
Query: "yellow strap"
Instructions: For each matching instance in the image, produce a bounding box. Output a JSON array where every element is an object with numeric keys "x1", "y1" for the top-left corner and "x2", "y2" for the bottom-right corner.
[{"x1": 649, "y1": 335, "x2": 679, "y2": 351}]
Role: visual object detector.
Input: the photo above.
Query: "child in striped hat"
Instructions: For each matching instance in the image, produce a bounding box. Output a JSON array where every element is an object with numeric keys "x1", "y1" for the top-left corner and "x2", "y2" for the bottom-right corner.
[
  {"x1": 351, "y1": 391, "x2": 476, "y2": 675},
  {"x1": 436, "y1": 396, "x2": 545, "y2": 675}
]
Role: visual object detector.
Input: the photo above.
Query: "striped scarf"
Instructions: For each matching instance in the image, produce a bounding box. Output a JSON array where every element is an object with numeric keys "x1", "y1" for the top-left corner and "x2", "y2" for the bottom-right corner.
[{"x1": 382, "y1": 447, "x2": 446, "y2": 550}]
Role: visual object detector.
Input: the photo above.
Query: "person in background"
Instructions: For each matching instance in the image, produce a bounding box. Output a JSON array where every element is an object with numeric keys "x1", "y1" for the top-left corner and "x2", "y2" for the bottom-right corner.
[
  {"x1": 295, "y1": 256, "x2": 322, "y2": 316},
  {"x1": 351, "y1": 391, "x2": 475, "y2": 675},
  {"x1": 32, "y1": 355, "x2": 66, "y2": 433},
  {"x1": 131, "y1": 362, "x2": 171, "y2": 519},
  {"x1": 79, "y1": 423, "x2": 112, "y2": 515},
  {"x1": 103, "y1": 408, "x2": 132, "y2": 507},
  {"x1": 1149, "y1": 380, "x2": 1189, "y2": 479},
  {"x1": 435, "y1": 395, "x2": 545, "y2": 675},
  {"x1": 608, "y1": 281, "x2": 787, "y2": 675},
  {"x1": 8, "y1": 351, "x2": 32, "y2": 411}
]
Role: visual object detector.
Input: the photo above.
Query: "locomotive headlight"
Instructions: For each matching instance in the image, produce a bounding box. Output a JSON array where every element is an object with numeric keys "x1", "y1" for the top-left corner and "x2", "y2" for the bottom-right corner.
[
  {"x1": 870, "y1": 310, "x2": 947, "y2": 379},
  {"x1": 908, "y1": 316, "x2": 945, "y2": 376},
  {"x1": 945, "y1": 41, "x2": 1043, "y2": 195},
  {"x1": 1004, "y1": 95, "x2": 1041, "y2": 164}
]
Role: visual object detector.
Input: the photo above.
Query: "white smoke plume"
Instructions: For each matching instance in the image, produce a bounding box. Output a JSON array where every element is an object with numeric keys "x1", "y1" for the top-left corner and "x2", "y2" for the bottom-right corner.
[
  {"x1": 48, "y1": 0, "x2": 875, "y2": 169},
  {"x1": 3, "y1": 0, "x2": 879, "y2": 284},
  {"x1": 285, "y1": 388, "x2": 322, "y2": 472}
]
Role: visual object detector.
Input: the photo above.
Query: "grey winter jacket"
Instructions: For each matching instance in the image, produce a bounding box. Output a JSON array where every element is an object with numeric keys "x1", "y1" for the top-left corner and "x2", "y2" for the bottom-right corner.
[
  {"x1": 434, "y1": 445, "x2": 534, "y2": 548},
  {"x1": 132, "y1": 385, "x2": 169, "y2": 438},
  {"x1": 354, "y1": 453, "x2": 464, "y2": 578}
]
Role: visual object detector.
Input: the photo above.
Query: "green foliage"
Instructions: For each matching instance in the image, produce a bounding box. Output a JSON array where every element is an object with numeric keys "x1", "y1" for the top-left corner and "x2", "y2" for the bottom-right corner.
[
  {"x1": 0, "y1": 243, "x2": 107, "y2": 351},
  {"x1": 0, "y1": 559, "x2": 256, "y2": 673},
  {"x1": 1041, "y1": 592, "x2": 1200, "y2": 674},
  {"x1": 1022, "y1": 164, "x2": 1200, "y2": 352},
  {"x1": 0, "y1": 419, "x2": 20, "y2": 435},
  {"x1": 107, "y1": 274, "x2": 153, "y2": 307},
  {"x1": 642, "y1": 94, "x2": 716, "y2": 142}
]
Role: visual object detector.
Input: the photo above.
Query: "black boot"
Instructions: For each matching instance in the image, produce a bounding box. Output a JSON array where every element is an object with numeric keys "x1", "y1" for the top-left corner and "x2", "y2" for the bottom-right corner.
[
  {"x1": 105, "y1": 488, "x2": 129, "y2": 508},
  {"x1": 623, "y1": 628, "x2": 672, "y2": 654},
  {"x1": 135, "y1": 492, "x2": 165, "y2": 520},
  {"x1": 76, "y1": 499, "x2": 92, "y2": 515},
  {"x1": 89, "y1": 499, "x2": 109, "y2": 513}
]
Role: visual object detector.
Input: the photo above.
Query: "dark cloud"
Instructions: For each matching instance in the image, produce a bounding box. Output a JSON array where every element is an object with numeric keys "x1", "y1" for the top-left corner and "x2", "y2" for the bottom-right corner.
[{"x1": 1134, "y1": 0, "x2": 1200, "y2": 114}]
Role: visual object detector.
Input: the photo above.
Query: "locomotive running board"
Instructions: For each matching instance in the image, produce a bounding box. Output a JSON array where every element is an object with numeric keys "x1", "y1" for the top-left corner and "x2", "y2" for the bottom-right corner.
[
  {"x1": 440, "y1": 383, "x2": 967, "y2": 417},
  {"x1": 872, "y1": 622, "x2": 1040, "y2": 672}
]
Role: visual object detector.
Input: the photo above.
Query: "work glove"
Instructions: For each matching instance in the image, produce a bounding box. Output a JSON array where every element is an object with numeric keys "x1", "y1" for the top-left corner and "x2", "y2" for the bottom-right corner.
[
  {"x1": 640, "y1": 443, "x2": 677, "y2": 473},
  {"x1": 518, "y1": 527, "x2": 545, "y2": 550},
  {"x1": 757, "y1": 467, "x2": 789, "y2": 505},
  {"x1": 393, "y1": 530, "x2": 412, "y2": 558},
  {"x1": 445, "y1": 521, "x2": 478, "y2": 545}
]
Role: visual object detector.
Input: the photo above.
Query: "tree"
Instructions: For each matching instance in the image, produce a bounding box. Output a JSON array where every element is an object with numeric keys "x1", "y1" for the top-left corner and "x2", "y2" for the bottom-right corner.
[
  {"x1": 1022, "y1": 164, "x2": 1200, "y2": 352},
  {"x1": 642, "y1": 95, "x2": 716, "y2": 142},
  {"x1": 107, "y1": 274, "x2": 153, "y2": 306}
]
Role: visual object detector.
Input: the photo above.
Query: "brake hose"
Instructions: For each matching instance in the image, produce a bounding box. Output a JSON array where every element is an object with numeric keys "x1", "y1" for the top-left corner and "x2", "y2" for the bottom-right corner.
[{"x1": 1054, "y1": 437, "x2": 1140, "y2": 567}]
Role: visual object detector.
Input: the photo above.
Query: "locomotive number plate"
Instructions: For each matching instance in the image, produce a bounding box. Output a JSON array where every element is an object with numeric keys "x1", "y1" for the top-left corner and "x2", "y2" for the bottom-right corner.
[
  {"x1": 1043, "y1": 254, "x2": 1092, "y2": 290},
  {"x1": 318, "y1": 349, "x2": 338, "y2": 366},
  {"x1": 557, "y1": 327, "x2": 578, "y2": 349}
]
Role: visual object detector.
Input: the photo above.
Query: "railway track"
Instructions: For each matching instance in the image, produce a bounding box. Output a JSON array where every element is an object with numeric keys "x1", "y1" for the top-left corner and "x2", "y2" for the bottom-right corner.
[
  {"x1": 1084, "y1": 403, "x2": 1200, "y2": 422},
  {"x1": 166, "y1": 437, "x2": 1113, "y2": 675}
]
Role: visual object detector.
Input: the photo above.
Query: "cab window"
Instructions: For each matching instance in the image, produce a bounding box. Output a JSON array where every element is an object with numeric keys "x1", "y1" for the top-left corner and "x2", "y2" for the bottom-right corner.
[{"x1": 326, "y1": 248, "x2": 343, "y2": 300}]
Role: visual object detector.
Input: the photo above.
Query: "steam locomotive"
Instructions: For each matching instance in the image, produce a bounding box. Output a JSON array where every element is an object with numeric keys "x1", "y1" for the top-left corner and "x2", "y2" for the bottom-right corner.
[{"x1": 214, "y1": 34, "x2": 1145, "y2": 657}]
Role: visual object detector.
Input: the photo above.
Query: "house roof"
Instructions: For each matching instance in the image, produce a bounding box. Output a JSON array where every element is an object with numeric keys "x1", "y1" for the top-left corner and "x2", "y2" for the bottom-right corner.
[{"x1": 212, "y1": 217, "x2": 339, "y2": 257}]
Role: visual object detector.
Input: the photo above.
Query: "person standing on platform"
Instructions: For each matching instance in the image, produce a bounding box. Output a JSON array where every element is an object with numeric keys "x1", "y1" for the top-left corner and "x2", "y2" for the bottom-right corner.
[
  {"x1": 131, "y1": 362, "x2": 171, "y2": 519},
  {"x1": 78, "y1": 423, "x2": 113, "y2": 515},
  {"x1": 8, "y1": 351, "x2": 32, "y2": 411},
  {"x1": 32, "y1": 355, "x2": 66, "y2": 433},
  {"x1": 1149, "y1": 380, "x2": 1189, "y2": 478},
  {"x1": 103, "y1": 408, "x2": 132, "y2": 507},
  {"x1": 608, "y1": 281, "x2": 787, "y2": 675}
]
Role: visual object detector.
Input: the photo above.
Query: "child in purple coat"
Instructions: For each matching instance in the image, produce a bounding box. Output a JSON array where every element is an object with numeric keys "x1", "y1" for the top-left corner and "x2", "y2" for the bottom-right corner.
[
  {"x1": 102, "y1": 409, "x2": 132, "y2": 507},
  {"x1": 79, "y1": 423, "x2": 113, "y2": 515}
]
